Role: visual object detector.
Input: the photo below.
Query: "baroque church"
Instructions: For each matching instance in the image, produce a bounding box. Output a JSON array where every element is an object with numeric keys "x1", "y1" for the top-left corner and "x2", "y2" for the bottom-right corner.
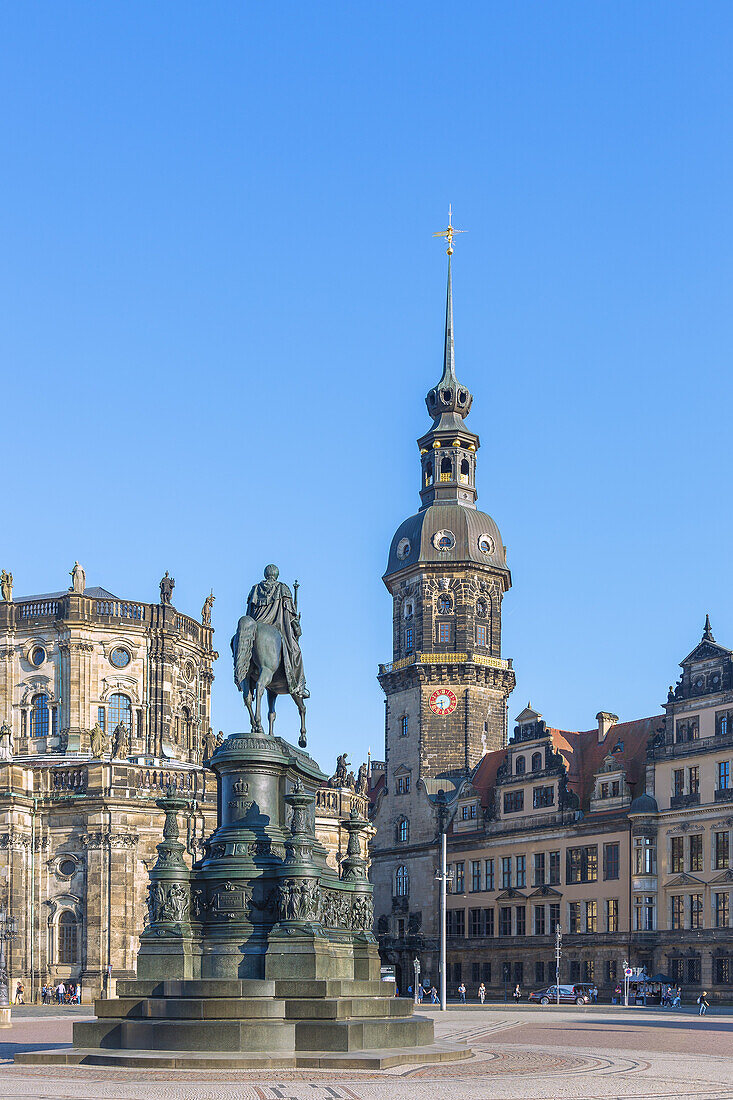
[
  {"x1": 0, "y1": 570, "x2": 368, "y2": 1001},
  {"x1": 370, "y1": 242, "x2": 733, "y2": 1002}
]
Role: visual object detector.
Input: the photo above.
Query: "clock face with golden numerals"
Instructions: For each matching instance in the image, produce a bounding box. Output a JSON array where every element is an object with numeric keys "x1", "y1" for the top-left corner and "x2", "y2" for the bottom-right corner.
[{"x1": 429, "y1": 688, "x2": 457, "y2": 716}]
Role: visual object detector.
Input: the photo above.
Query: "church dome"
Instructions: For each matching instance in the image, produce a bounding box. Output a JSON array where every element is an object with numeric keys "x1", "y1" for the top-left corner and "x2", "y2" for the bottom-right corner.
[
  {"x1": 629, "y1": 792, "x2": 658, "y2": 815},
  {"x1": 384, "y1": 502, "x2": 509, "y2": 581}
]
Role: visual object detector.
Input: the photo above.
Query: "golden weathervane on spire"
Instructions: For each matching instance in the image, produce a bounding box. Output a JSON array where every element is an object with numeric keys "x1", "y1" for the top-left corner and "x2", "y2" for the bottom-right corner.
[{"x1": 433, "y1": 203, "x2": 465, "y2": 256}]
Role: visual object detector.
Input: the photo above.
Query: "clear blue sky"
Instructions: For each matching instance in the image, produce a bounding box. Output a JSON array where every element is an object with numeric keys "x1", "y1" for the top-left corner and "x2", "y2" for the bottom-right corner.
[{"x1": 3, "y1": 3, "x2": 733, "y2": 765}]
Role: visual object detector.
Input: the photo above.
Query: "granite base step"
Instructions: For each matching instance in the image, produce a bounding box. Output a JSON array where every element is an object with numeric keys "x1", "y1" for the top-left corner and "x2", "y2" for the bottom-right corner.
[{"x1": 15, "y1": 1041, "x2": 471, "y2": 1070}]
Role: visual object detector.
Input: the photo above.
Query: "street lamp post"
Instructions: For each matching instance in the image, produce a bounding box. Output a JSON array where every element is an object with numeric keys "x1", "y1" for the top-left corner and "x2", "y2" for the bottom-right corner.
[
  {"x1": 555, "y1": 924, "x2": 562, "y2": 1006},
  {"x1": 433, "y1": 791, "x2": 453, "y2": 1013},
  {"x1": 413, "y1": 956, "x2": 421, "y2": 1005},
  {"x1": 0, "y1": 904, "x2": 18, "y2": 1028}
]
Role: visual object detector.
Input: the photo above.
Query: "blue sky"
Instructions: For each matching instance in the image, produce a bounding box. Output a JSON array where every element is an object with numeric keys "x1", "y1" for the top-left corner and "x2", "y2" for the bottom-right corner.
[{"x1": 2, "y1": 3, "x2": 733, "y2": 765}]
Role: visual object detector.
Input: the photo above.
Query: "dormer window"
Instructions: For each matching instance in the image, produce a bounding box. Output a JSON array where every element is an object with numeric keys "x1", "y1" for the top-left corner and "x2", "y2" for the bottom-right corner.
[
  {"x1": 515, "y1": 755, "x2": 526, "y2": 776},
  {"x1": 531, "y1": 751, "x2": 543, "y2": 772},
  {"x1": 611, "y1": 739, "x2": 626, "y2": 753},
  {"x1": 460, "y1": 803, "x2": 477, "y2": 820}
]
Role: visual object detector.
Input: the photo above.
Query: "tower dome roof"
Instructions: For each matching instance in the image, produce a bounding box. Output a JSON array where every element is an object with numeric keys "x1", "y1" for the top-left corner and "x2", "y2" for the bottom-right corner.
[{"x1": 384, "y1": 502, "x2": 509, "y2": 583}]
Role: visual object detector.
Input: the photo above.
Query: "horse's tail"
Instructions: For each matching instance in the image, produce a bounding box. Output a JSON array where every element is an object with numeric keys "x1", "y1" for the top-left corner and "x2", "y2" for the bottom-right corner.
[{"x1": 231, "y1": 616, "x2": 256, "y2": 691}]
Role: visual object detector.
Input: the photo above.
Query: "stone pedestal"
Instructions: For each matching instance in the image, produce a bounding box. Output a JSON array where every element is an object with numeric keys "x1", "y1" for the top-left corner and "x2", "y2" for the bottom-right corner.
[{"x1": 17, "y1": 733, "x2": 470, "y2": 1069}]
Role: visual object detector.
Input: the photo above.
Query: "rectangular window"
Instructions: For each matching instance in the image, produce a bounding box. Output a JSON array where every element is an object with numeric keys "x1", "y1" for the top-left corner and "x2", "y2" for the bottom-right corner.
[
  {"x1": 569, "y1": 901, "x2": 581, "y2": 934},
  {"x1": 476, "y1": 624, "x2": 487, "y2": 647},
  {"x1": 716, "y1": 710, "x2": 733, "y2": 737},
  {"x1": 501, "y1": 857, "x2": 512, "y2": 889},
  {"x1": 503, "y1": 790, "x2": 524, "y2": 814},
  {"x1": 583, "y1": 959, "x2": 595, "y2": 982},
  {"x1": 485, "y1": 859, "x2": 495, "y2": 891},
  {"x1": 470, "y1": 860, "x2": 481, "y2": 892},
  {"x1": 606, "y1": 898, "x2": 619, "y2": 933},
  {"x1": 687, "y1": 957, "x2": 701, "y2": 984},
  {"x1": 633, "y1": 895, "x2": 655, "y2": 931},
  {"x1": 673, "y1": 768, "x2": 684, "y2": 797},
  {"x1": 499, "y1": 907, "x2": 511, "y2": 936},
  {"x1": 715, "y1": 832, "x2": 730, "y2": 870},
  {"x1": 438, "y1": 622, "x2": 451, "y2": 645},
  {"x1": 600, "y1": 782, "x2": 609, "y2": 799},
  {"x1": 533, "y1": 785, "x2": 554, "y2": 808},
  {"x1": 516, "y1": 855, "x2": 526, "y2": 888},
  {"x1": 484, "y1": 908, "x2": 494, "y2": 936},
  {"x1": 670, "y1": 958, "x2": 684, "y2": 984},
  {"x1": 585, "y1": 899, "x2": 597, "y2": 933},
  {"x1": 533, "y1": 852, "x2": 546, "y2": 887},
  {"x1": 535, "y1": 960, "x2": 544, "y2": 984},
  {"x1": 606, "y1": 959, "x2": 617, "y2": 983},
  {"x1": 454, "y1": 862, "x2": 465, "y2": 894},
  {"x1": 714, "y1": 893, "x2": 729, "y2": 929},
  {"x1": 690, "y1": 894, "x2": 704, "y2": 930},
  {"x1": 97, "y1": 706, "x2": 106, "y2": 731},
  {"x1": 719, "y1": 761, "x2": 731, "y2": 790},
  {"x1": 548, "y1": 851, "x2": 561, "y2": 885},
  {"x1": 569, "y1": 960, "x2": 580, "y2": 981},
  {"x1": 715, "y1": 957, "x2": 732, "y2": 984},
  {"x1": 688, "y1": 766, "x2": 699, "y2": 794},
  {"x1": 447, "y1": 909, "x2": 465, "y2": 937},
  {"x1": 482, "y1": 961, "x2": 491, "y2": 982},
  {"x1": 515, "y1": 906, "x2": 526, "y2": 936},
  {"x1": 633, "y1": 836, "x2": 656, "y2": 875},
  {"x1": 400, "y1": 715, "x2": 409, "y2": 737},
  {"x1": 472, "y1": 962, "x2": 480, "y2": 984},
  {"x1": 549, "y1": 903, "x2": 561, "y2": 932},
  {"x1": 453, "y1": 962, "x2": 462, "y2": 982},
  {"x1": 513, "y1": 962, "x2": 523, "y2": 985},
  {"x1": 671, "y1": 836, "x2": 684, "y2": 873},
  {"x1": 566, "y1": 846, "x2": 598, "y2": 884},
  {"x1": 396, "y1": 774, "x2": 411, "y2": 794},
  {"x1": 690, "y1": 834, "x2": 703, "y2": 873},
  {"x1": 603, "y1": 842, "x2": 620, "y2": 880},
  {"x1": 671, "y1": 895, "x2": 684, "y2": 930},
  {"x1": 404, "y1": 627, "x2": 413, "y2": 651},
  {"x1": 461, "y1": 803, "x2": 477, "y2": 820},
  {"x1": 611, "y1": 779, "x2": 621, "y2": 797},
  {"x1": 21, "y1": 711, "x2": 27, "y2": 738},
  {"x1": 534, "y1": 904, "x2": 546, "y2": 936},
  {"x1": 469, "y1": 908, "x2": 482, "y2": 936},
  {"x1": 136, "y1": 709, "x2": 143, "y2": 739}
]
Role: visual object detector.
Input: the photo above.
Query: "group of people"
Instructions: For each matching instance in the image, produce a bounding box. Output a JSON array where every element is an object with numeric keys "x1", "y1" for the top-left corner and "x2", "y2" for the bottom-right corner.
[{"x1": 40, "y1": 981, "x2": 82, "y2": 1005}]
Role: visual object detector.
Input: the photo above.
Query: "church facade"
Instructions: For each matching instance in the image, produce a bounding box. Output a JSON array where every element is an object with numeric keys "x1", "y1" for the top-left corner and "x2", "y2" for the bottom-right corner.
[{"x1": 370, "y1": 250, "x2": 733, "y2": 1002}]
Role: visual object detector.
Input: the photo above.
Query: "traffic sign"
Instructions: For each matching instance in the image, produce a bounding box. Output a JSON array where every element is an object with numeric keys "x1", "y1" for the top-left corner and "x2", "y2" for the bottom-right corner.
[{"x1": 624, "y1": 968, "x2": 633, "y2": 977}]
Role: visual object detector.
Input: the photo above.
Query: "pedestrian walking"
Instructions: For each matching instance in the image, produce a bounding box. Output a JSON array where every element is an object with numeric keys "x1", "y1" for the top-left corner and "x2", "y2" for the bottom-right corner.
[
  {"x1": 458, "y1": 982, "x2": 466, "y2": 1004},
  {"x1": 590, "y1": 984, "x2": 598, "y2": 1003},
  {"x1": 76, "y1": 982, "x2": 82, "y2": 1004},
  {"x1": 430, "y1": 986, "x2": 438, "y2": 1004},
  {"x1": 698, "y1": 991, "x2": 710, "y2": 1016},
  {"x1": 14, "y1": 981, "x2": 24, "y2": 1004},
  {"x1": 513, "y1": 983, "x2": 521, "y2": 1003},
  {"x1": 478, "y1": 982, "x2": 486, "y2": 1004},
  {"x1": 56, "y1": 981, "x2": 65, "y2": 1005}
]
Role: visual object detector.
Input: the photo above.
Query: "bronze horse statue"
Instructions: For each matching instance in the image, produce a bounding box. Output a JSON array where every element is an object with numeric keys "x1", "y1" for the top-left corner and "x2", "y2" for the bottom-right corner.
[{"x1": 232, "y1": 619, "x2": 308, "y2": 747}]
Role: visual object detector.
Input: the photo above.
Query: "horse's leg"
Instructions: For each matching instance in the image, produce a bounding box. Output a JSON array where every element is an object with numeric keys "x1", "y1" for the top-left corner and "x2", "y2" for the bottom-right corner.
[
  {"x1": 254, "y1": 666, "x2": 274, "y2": 734},
  {"x1": 294, "y1": 693, "x2": 307, "y2": 748},
  {"x1": 242, "y1": 679, "x2": 260, "y2": 734},
  {"x1": 267, "y1": 689, "x2": 277, "y2": 738}
]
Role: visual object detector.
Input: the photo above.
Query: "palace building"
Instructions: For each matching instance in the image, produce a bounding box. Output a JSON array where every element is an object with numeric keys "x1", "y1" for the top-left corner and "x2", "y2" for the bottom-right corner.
[
  {"x1": 0, "y1": 570, "x2": 368, "y2": 1001},
  {"x1": 369, "y1": 246, "x2": 733, "y2": 1002}
]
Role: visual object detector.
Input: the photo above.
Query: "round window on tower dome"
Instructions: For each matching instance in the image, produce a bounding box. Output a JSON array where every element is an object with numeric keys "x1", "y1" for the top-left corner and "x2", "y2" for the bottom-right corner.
[
  {"x1": 58, "y1": 858, "x2": 77, "y2": 878},
  {"x1": 31, "y1": 646, "x2": 46, "y2": 667},
  {"x1": 110, "y1": 647, "x2": 131, "y2": 669},
  {"x1": 478, "y1": 533, "x2": 495, "y2": 554},
  {"x1": 396, "y1": 537, "x2": 411, "y2": 561},
  {"x1": 432, "y1": 530, "x2": 456, "y2": 551}
]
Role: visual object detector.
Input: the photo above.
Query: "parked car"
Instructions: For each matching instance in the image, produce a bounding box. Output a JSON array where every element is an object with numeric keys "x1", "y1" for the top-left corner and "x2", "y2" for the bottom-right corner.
[{"x1": 528, "y1": 985, "x2": 590, "y2": 1005}]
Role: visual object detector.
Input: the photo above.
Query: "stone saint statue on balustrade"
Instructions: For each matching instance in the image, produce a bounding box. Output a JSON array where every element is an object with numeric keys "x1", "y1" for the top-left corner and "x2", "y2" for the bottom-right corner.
[
  {"x1": 0, "y1": 571, "x2": 12, "y2": 602},
  {"x1": 231, "y1": 564, "x2": 309, "y2": 747},
  {"x1": 0, "y1": 724, "x2": 13, "y2": 762},
  {"x1": 69, "y1": 562, "x2": 85, "y2": 594}
]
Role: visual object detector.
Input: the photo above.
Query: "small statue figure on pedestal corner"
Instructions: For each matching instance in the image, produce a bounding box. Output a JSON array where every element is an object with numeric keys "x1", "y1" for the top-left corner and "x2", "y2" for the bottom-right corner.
[
  {"x1": 0, "y1": 570, "x2": 12, "y2": 602},
  {"x1": 355, "y1": 762, "x2": 369, "y2": 796},
  {"x1": 203, "y1": 726, "x2": 216, "y2": 762},
  {"x1": 231, "y1": 564, "x2": 309, "y2": 747},
  {"x1": 201, "y1": 591, "x2": 215, "y2": 626},
  {"x1": 69, "y1": 562, "x2": 86, "y2": 594},
  {"x1": 112, "y1": 723, "x2": 129, "y2": 759},
  {"x1": 0, "y1": 723, "x2": 13, "y2": 761},
  {"x1": 159, "y1": 571, "x2": 175, "y2": 606}
]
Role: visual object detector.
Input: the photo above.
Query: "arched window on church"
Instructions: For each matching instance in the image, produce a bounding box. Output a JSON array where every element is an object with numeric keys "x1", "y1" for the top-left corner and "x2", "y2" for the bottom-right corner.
[
  {"x1": 425, "y1": 461, "x2": 433, "y2": 487},
  {"x1": 515, "y1": 755, "x2": 526, "y2": 775},
  {"x1": 437, "y1": 594, "x2": 452, "y2": 614},
  {"x1": 58, "y1": 911, "x2": 78, "y2": 964},
  {"x1": 109, "y1": 693, "x2": 132, "y2": 732},
  {"x1": 440, "y1": 457, "x2": 452, "y2": 482},
  {"x1": 31, "y1": 694, "x2": 49, "y2": 738},
  {"x1": 460, "y1": 458, "x2": 470, "y2": 484},
  {"x1": 181, "y1": 706, "x2": 192, "y2": 747},
  {"x1": 531, "y1": 752, "x2": 543, "y2": 772},
  {"x1": 397, "y1": 817, "x2": 409, "y2": 843},
  {"x1": 395, "y1": 865, "x2": 410, "y2": 896}
]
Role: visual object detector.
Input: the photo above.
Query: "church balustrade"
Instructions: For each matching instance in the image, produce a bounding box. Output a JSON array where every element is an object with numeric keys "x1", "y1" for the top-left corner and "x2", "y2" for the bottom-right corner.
[
  {"x1": 380, "y1": 650, "x2": 511, "y2": 674},
  {"x1": 94, "y1": 599, "x2": 145, "y2": 621},
  {"x1": 17, "y1": 600, "x2": 60, "y2": 621},
  {"x1": 48, "y1": 767, "x2": 88, "y2": 794},
  {"x1": 175, "y1": 614, "x2": 201, "y2": 642},
  {"x1": 315, "y1": 787, "x2": 369, "y2": 819}
]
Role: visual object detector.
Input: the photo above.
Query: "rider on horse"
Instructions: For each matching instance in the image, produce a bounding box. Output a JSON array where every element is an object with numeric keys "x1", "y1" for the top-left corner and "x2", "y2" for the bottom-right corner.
[{"x1": 244, "y1": 566, "x2": 308, "y2": 699}]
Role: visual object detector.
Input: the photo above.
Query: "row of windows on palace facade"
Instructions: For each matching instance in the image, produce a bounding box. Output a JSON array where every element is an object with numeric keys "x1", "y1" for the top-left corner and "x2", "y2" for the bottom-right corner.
[
  {"x1": 676, "y1": 711, "x2": 733, "y2": 742},
  {"x1": 392, "y1": 832, "x2": 733, "y2": 897},
  {"x1": 18, "y1": 692, "x2": 195, "y2": 745},
  {"x1": 443, "y1": 891, "x2": 732, "y2": 937},
  {"x1": 445, "y1": 955, "x2": 733, "y2": 988}
]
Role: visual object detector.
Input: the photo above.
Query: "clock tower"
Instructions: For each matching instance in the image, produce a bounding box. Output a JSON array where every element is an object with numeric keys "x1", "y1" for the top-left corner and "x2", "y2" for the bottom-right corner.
[{"x1": 377, "y1": 246, "x2": 515, "y2": 786}]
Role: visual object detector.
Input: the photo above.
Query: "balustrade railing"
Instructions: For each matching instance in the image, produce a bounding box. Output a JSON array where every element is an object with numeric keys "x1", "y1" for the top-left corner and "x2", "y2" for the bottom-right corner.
[
  {"x1": 315, "y1": 786, "x2": 369, "y2": 818},
  {"x1": 18, "y1": 600, "x2": 60, "y2": 619},
  {"x1": 95, "y1": 600, "x2": 145, "y2": 621}
]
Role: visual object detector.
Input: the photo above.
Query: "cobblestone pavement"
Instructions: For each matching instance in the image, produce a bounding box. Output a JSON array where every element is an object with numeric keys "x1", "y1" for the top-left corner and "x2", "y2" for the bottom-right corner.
[{"x1": 1, "y1": 1006, "x2": 732, "y2": 1099}]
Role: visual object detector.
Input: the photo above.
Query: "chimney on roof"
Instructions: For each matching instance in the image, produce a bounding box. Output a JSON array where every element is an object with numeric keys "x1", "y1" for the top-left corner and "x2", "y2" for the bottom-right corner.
[{"x1": 596, "y1": 711, "x2": 619, "y2": 743}]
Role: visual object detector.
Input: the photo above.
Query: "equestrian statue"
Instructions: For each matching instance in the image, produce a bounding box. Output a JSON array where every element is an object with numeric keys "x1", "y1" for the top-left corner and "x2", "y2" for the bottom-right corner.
[{"x1": 231, "y1": 564, "x2": 309, "y2": 747}]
